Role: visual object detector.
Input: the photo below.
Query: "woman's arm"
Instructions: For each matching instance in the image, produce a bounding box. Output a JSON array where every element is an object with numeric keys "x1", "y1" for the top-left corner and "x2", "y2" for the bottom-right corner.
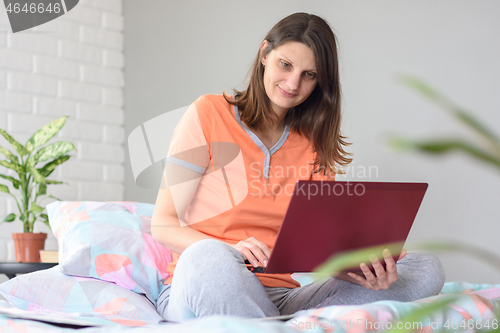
[
  {"x1": 151, "y1": 162, "x2": 272, "y2": 266},
  {"x1": 151, "y1": 163, "x2": 212, "y2": 254}
]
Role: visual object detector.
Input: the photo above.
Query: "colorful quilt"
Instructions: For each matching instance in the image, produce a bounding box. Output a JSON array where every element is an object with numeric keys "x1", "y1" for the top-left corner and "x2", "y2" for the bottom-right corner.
[{"x1": 1, "y1": 279, "x2": 499, "y2": 332}]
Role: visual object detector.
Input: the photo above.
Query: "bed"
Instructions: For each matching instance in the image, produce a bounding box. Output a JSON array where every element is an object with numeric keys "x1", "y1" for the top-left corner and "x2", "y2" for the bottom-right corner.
[{"x1": 1, "y1": 201, "x2": 499, "y2": 332}]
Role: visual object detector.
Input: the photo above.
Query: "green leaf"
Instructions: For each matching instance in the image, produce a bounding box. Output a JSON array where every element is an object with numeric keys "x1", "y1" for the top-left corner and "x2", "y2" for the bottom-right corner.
[
  {"x1": 2, "y1": 213, "x2": 16, "y2": 222},
  {"x1": 19, "y1": 211, "x2": 27, "y2": 223},
  {"x1": 42, "y1": 194, "x2": 62, "y2": 201},
  {"x1": 0, "y1": 174, "x2": 20, "y2": 189},
  {"x1": 0, "y1": 146, "x2": 19, "y2": 163},
  {"x1": 314, "y1": 242, "x2": 404, "y2": 278},
  {"x1": 27, "y1": 164, "x2": 46, "y2": 184},
  {"x1": 0, "y1": 184, "x2": 11, "y2": 193},
  {"x1": 29, "y1": 204, "x2": 44, "y2": 215},
  {"x1": 0, "y1": 159, "x2": 24, "y2": 174},
  {"x1": 30, "y1": 141, "x2": 76, "y2": 165},
  {"x1": 37, "y1": 155, "x2": 71, "y2": 177},
  {"x1": 0, "y1": 129, "x2": 29, "y2": 156},
  {"x1": 393, "y1": 137, "x2": 500, "y2": 170},
  {"x1": 42, "y1": 219, "x2": 51, "y2": 230},
  {"x1": 407, "y1": 240, "x2": 500, "y2": 273},
  {"x1": 25, "y1": 116, "x2": 68, "y2": 152},
  {"x1": 387, "y1": 296, "x2": 457, "y2": 333},
  {"x1": 40, "y1": 213, "x2": 48, "y2": 221},
  {"x1": 45, "y1": 180, "x2": 64, "y2": 185},
  {"x1": 400, "y1": 76, "x2": 500, "y2": 146},
  {"x1": 37, "y1": 184, "x2": 47, "y2": 196}
]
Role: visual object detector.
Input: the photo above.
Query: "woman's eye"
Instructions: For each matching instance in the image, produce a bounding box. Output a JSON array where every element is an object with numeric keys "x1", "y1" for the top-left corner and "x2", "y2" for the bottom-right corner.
[
  {"x1": 305, "y1": 72, "x2": 316, "y2": 79},
  {"x1": 281, "y1": 61, "x2": 290, "y2": 68}
]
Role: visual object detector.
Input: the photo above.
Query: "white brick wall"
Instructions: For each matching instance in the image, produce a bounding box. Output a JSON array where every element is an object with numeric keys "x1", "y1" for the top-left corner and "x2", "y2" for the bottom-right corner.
[{"x1": 0, "y1": 0, "x2": 125, "y2": 265}]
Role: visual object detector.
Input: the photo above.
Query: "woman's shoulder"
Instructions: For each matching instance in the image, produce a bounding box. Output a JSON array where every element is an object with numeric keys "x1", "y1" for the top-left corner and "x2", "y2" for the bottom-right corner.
[
  {"x1": 194, "y1": 94, "x2": 232, "y2": 109},
  {"x1": 192, "y1": 94, "x2": 234, "y2": 120}
]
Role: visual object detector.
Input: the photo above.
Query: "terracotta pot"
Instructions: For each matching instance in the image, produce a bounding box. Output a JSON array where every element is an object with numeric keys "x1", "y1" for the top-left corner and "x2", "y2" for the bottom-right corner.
[{"x1": 12, "y1": 233, "x2": 47, "y2": 263}]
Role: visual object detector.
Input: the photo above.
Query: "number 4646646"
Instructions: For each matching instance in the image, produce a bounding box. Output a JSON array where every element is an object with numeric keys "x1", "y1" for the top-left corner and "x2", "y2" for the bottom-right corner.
[
  {"x1": 444, "y1": 319, "x2": 498, "y2": 330},
  {"x1": 5, "y1": 2, "x2": 62, "y2": 14}
]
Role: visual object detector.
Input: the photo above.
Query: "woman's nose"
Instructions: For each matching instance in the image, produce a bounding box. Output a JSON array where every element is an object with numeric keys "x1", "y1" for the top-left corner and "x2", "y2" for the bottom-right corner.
[{"x1": 286, "y1": 73, "x2": 301, "y2": 91}]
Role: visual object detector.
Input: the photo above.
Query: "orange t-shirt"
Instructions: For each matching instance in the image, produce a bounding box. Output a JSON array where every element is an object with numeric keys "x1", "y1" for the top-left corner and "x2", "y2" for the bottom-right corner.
[{"x1": 164, "y1": 94, "x2": 335, "y2": 288}]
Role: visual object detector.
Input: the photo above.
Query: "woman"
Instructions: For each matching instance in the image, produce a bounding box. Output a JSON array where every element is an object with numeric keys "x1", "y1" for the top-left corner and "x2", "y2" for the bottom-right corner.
[{"x1": 152, "y1": 12, "x2": 445, "y2": 321}]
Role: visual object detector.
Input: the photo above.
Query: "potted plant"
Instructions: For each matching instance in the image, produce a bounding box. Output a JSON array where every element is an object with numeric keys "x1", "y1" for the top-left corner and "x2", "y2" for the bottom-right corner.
[{"x1": 0, "y1": 116, "x2": 76, "y2": 262}]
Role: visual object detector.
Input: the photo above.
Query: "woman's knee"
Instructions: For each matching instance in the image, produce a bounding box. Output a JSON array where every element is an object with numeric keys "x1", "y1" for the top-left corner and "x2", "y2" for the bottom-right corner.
[
  {"x1": 401, "y1": 251, "x2": 446, "y2": 298},
  {"x1": 176, "y1": 239, "x2": 243, "y2": 273}
]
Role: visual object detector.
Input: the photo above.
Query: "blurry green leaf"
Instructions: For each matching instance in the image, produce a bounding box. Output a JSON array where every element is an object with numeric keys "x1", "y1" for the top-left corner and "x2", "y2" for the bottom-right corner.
[
  {"x1": 387, "y1": 296, "x2": 457, "y2": 333},
  {"x1": 399, "y1": 76, "x2": 442, "y2": 101},
  {"x1": 0, "y1": 174, "x2": 20, "y2": 189},
  {"x1": 0, "y1": 129, "x2": 29, "y2": 156},
  {"x1": 37, "y1": 184, "x2": 47, "y2": 196},
  {"x1": 38, "y1": 155, "x2": 71, "y2": 177},
  {"x1": 45, "y1": 180, "x2": 64, "y2": 185},
  {"x1": 29, "y1": 204, "x2": 44, "y2": 214},
  {"x1": 25, "y1": 116, "x2": 68, "y2": 152},
  {"x1": 390, "y1": 137, "x2": 500, "y2": 170},
  {"x1": 30, "y1": 141, "x2": 76, "y2": 165},
  {"x1": 19, "y1": 211, "x2": 27, "y2": 223},
  {"x1": 42, "y1": 219, "x2": 51, "y2": 230},
  {"x1": 388, "y1": 137, "x2": 417, "y2": 151},
  {"x1": 400, "y1": 76, "x2": 500, "y2": 146},
  {"x1": 27, "y1": 164, "x2": 46, "y2": 184},
  {"x1": 314, "y1": 242, "x2": 404, "y2": 278},
  {"x1": 0, "y1": 146, "x2": 19, "y2": 163},
  {"x1": 407, "y1": 240, "x2": 500, "y2": 272},
  {"x1": 2, "y1": 213, "x2": 16, "y2": 222},
  {"x1": 48, "y1": 194, "x2": 62, "y2": 201},
  {"x1": 0, "y1": 184, "x2": 10, "y2": 193},
  {"x1": 40, "y1": 213, "x2": 48, "y2": 221},
  {"x1": 0, "y1": 160, "x2": 24, "y2": 174}
]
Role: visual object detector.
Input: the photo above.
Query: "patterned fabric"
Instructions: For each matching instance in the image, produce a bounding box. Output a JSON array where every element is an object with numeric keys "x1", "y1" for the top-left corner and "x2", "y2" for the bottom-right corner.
[
  {"x1": 286, "y1": 281, "x2": 500, "y2": 332},
  {"x1": 0, "y1": 266, "x2": 163, "y2": 327},
  {"x1": 0, "y1": 281, "x2": 499, "y2": 331},
  {"x1": 46, "y1": 201, "x2": 172, "y2": 303}
]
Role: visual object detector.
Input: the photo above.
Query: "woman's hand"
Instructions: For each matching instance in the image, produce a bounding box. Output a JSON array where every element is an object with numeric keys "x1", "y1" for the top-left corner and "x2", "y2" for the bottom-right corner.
[
  {"x1": 336, "y1": 248, "x2": 407, "y2": 290},
  {"x1": 232, "y1": 237, "x2": 271, "y2": 268}
]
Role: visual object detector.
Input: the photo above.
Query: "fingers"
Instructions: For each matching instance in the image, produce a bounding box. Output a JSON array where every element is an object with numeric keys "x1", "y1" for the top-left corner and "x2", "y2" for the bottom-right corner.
[
  {"x1": 246, "y1": 237, "x2": 272, "y2": 258},
  {"x1": 233, "y1": 237, "x2": 271, "y2": 267},
  {"x1": 398, "y1": 248, "x2": 407, "y2": 260},
  {"x1": 346, "y1": 248, "x2": 400, "y2": 291}
]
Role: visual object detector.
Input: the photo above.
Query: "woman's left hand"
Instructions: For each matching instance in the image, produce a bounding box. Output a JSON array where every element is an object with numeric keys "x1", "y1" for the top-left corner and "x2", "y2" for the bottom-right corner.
[{"x1": 335, "y1": 248, "x2": 407, "y2": 291}]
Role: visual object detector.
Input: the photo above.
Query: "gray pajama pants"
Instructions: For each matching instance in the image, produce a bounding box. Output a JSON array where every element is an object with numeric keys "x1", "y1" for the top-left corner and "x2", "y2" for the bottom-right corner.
[{"x1": 156, "y1": 239, "x2": 445, "y2": 321}]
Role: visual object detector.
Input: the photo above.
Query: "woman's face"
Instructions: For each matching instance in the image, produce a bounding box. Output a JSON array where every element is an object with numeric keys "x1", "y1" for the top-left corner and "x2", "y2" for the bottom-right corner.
[{"x1": 261, "y1": 41, "x2": 318, "y2": 117}]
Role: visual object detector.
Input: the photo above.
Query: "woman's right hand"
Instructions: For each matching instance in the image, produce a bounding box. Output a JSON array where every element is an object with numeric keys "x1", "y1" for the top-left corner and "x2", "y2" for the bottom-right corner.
[{"x1": 232, "y1": 237, "x2": 271, "y2": 268}]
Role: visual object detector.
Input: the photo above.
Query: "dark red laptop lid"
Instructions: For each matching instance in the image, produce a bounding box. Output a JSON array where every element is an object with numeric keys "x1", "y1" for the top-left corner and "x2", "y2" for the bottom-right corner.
[{"x1": 264, "y1": 181, "x2": 428, "y2": 273}]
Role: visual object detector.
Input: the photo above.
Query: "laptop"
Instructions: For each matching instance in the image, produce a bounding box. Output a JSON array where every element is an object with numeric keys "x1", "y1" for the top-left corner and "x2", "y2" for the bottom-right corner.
[{"x1": 247, "y1": 181, "x2": 428, "y2": 274}]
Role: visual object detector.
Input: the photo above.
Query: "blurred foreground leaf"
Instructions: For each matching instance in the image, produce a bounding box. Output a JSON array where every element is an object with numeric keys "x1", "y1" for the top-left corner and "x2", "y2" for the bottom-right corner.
[
  {"x1": 392, "y1": 76, "x2": 500, "y2": 172},
  {"x1": 314, "y1": 242, "x2": 404, "y2": 278},
  {"x1": 407, "y1": 240, "x2": 500, "y2": 272},
  {"x1": 388, "y1": 296, "x2": 457, "y2": 333}
]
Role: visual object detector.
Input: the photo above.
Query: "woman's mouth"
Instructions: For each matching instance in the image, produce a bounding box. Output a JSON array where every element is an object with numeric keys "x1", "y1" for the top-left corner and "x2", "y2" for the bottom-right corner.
[{"x1": 278, "y1": 86, "x2": 297, "y2": 98}]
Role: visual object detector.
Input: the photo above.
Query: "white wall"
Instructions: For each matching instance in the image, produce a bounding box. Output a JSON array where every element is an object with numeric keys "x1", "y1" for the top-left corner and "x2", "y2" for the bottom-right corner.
[
  {"x1": 0, "y1": 0, "x2": 125, "y2": 278},
  {"x1": 124, "y1": 0, "x2": 500, "y2": 284}
]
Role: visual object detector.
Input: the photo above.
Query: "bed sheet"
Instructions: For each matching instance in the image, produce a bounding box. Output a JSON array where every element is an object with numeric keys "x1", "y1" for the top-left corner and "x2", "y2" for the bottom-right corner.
[{"x1": 1, "y1": 281, "x2": 499, "y2": 333}]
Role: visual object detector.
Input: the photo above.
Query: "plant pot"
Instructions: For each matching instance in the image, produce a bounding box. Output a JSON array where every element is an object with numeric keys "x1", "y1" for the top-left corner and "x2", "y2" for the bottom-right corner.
[{"x1": 12, "y1": 233, "x2": 47, "y2": 263}]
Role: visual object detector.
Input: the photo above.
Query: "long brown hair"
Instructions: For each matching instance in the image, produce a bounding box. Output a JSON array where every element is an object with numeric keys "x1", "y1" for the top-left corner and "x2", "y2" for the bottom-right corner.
[{"x1": 224, "y1": 12, "x2": 352, "y2": 174}]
